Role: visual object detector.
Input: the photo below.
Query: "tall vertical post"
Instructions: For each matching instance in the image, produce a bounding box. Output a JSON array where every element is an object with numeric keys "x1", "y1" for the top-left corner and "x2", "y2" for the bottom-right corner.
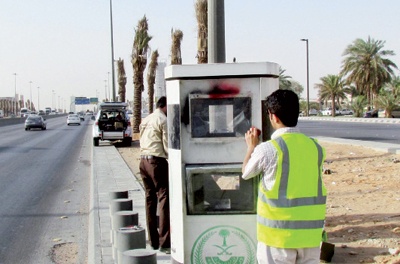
[
  {"x1": 37, "y1": 87, "x2": 40, "y2": 111},
  {"x1": 13, "y1": 73, "x2": 17, "y2": 116},
  {"x1": 29, "y1": 81, "x2": 33, "y2": 110},
  {"x1": 109, "y1": 0, "x2": 116, "y2": 101},
  {"x1": 208, "y1": 0, "x2": 226, "y2": 63},
  {"x1": 301, "y1": 39, "x2": 310, "y2": 117}
]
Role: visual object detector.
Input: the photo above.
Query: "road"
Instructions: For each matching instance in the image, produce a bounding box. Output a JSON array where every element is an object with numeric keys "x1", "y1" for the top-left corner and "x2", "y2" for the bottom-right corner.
[
  {"x1": 298, "y1": 119, "x2": 400, "y2": 144},
  {"x1": 0, "y1": 116, "x2": 92, "y2": 263}
]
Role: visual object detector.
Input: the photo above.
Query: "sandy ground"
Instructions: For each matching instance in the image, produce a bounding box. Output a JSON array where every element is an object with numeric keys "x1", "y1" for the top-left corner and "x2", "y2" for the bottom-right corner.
[{"x1": 117, "y1": 137, "x2": 400, "y2": 264}]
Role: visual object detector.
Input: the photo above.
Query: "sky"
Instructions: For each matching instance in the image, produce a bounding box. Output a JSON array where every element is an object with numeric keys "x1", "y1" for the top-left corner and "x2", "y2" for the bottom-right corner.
[{"x1": 2, "y1": 0, "x2": 400, "y2": 112}]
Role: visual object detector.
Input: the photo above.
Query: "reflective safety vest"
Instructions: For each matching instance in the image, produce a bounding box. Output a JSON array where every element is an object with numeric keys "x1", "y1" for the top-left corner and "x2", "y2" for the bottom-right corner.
[{"x1": 257, "y1": 133, "x2": 327, "y2": 248}]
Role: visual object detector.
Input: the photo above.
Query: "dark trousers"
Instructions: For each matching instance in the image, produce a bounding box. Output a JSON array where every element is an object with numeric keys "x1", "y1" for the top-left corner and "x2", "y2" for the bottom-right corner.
[{"x1": 139, "y1": 157, "x2": 170, "y2": 249}]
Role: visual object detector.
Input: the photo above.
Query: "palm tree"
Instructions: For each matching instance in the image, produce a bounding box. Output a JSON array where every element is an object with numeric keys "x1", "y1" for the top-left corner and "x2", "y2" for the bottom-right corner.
[
  {"x1": 131, "y1": 15, "x2": 152, "y2": 133},
  {"x1": 341, "y1": 36, "x2": 397, "y2": 106},
  {"x1": 195, "y1": 0, "x2": 207, "y2": 64},
  {"x1": 290, "y1": 80, "x2": 304, "y2": 100},
  {"x1": 279, "y1": 67, "x2": 292, "y2": 90},
  {"x1": 117, "y1": 58, "x2": 127, "y2": 102},
  {"x1": 351, "y1": 96, "x2": 368, "y2": 117},
  {"x1": 315, "y1": 74, "x2": 346, "y2": 117},
  {"x1": 384, "y1": 75, "x2": 400, "y2": 99},
  {"x1": 375, "y1": 92, "x2": 400, "y2": 118},
  {"x1": 171, "y1": 29, "x2": 183, "y2": 65},
  {"x1": 146, "y1": 50, "x2": 159, "y2": 113}
]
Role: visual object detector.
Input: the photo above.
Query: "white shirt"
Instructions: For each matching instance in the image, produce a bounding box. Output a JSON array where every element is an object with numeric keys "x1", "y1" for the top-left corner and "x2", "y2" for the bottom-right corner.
[{"x1": 242, "y1": 127, "x2": 300, "y2": 190}]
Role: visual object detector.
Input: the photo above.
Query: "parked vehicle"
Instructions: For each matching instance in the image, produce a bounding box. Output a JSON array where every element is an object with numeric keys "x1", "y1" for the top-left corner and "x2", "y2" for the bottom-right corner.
[
  {"x1": 0, "y1": 109, "x2": 4, "y2": 118},
  {"x1": 389, "y1": 106, "x2": 400, "y2": 118},
  {"x1": 339, "y1": 109, "x2": 353, "y2": 115},
  {"x1": 25, "y1": 115, "x2": 46, "y2": 130},
  {"x1": 92, "y1": 102, "x2": 132, "y2": 147},
  {"x1": 308, "y1": 108, "x2": 319, "y2": 116},
  {"x1": 364, "y1": 110, "x2": 378, "y2": 118},
  {"x1": 321, "y1": 108, "x2": 332, "y2": 116}
]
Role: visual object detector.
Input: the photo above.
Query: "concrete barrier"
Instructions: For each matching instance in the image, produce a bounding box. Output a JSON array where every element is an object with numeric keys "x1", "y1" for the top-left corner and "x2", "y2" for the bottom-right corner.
[
  {"x1": 121, "y1": 249, "x2": 157, "y2": 264},
  {"x1": 0, "y1": 114, "x2": 67, "y2": 127}
]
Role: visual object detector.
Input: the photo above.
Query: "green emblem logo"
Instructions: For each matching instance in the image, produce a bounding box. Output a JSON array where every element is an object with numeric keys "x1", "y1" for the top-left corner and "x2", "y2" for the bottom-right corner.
[{"x1": 191, "y1": 225, "x2": 256, "y2": 264}]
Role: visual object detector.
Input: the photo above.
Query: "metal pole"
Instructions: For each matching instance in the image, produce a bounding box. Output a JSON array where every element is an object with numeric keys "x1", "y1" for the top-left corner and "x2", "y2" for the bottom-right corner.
[
  {"x1": 108, "y1": 72, "x2": 111, "y2": 101},
  {"x1": 301, "y1": 39, "x2": 310, "y2": 117},
  {"x1": 13, "y1": 73, "x2": 17, "y2": 116},
  {"x1": 52, "y1": 90, "x2": 55, "y2": 109},
  {"x1": 109, "y1": 0, "x2": 116, "y2": 101},
  {"x1": 104, "y1": 80, "x2": 108, "y2": 101},
  {"x1": 208, "y1": 0, "x2": 226, "y2": 63},
  {"x1": 37, "y1": 87, "x2": 40, "y2": 111},
  {"x1": 29, "y1": 81, "x2": 33, "y2": 110}
]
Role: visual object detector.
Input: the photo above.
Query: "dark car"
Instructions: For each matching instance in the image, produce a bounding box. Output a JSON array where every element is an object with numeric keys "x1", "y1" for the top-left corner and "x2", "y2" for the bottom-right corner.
[
  {"x1": 25, "y1": 115, "x2": 47, "y2": 130},
  {"x1": 363, "y1": 110, "x2": 378, "y2": 118}
]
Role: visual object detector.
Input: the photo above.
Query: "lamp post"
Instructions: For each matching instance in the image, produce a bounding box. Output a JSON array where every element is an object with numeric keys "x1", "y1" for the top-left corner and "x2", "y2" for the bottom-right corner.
[
  {"x1": 37, "y1": 87, "x2": 40, "y2": 110},
  {"x1": 300, "y1": 39, "x2": 310, "y2": 117},
  {"x1": 13, "y1": 73, "x2": 17, "y2": 116},
  {"x1": 107, "y1": 72, "x2": 111, "y2": 101},
  {"x1": 29, "y1": 81, "x2": 33, "y2": 110},
  {"x1": 109, "y1": 0, "x2": 116, "y2": 101},
  {"x1": 104, "y1": 80, "x2": 108, "y2": 101},
  {"x1": 52, "y1": 90, "x2": 55, "y2": 109}
]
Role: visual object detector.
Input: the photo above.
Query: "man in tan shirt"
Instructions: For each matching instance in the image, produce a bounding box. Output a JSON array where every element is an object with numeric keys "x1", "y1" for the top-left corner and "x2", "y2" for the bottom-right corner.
[{"x1": 139, "y1": 96, "x2": 170, "y2": 254}]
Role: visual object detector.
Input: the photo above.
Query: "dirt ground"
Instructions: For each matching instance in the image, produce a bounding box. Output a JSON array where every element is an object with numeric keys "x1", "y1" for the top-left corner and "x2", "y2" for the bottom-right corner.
[{"x1": 117, "y1": 137, "x2": 400, "y2": 264}]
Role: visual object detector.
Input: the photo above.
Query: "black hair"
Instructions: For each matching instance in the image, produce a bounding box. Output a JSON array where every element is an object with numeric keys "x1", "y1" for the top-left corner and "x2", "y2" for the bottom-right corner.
[
  {"x1": 266, "y1": 89, "x2": 299, "y2": 127},
  {"x1": 156, "y1": 96, "x2": 167, "y2": 108}
]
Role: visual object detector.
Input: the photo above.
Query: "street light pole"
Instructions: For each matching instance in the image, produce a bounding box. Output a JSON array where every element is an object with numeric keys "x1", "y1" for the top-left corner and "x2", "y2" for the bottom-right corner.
[
  {"x1": 300, "y1": 38, "x2": 310, "y2": 117},
  {"x1": 13, "y1": 73, "x2": 17, "y2": 116},
  {"x1": 104, "y1": 80, "x2": 108, "y2": 101},
  {"x1": 52, "y1": 90, "x2": 55, "y2": 109},
  {"x1": 29, "y1": 81, "x2": 33, "y2": 110},
  {"x1": 37, "y1": 87, "x2": 40, "y2": 110},
  {"x1": 109, "y1": 0, "x2": 116, "y2": 101}
]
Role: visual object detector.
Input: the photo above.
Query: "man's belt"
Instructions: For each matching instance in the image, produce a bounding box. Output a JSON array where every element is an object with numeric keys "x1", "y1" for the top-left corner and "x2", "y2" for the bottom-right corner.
[{"x1": 140, "y1": 155, "x2": 163, "y2": 160}]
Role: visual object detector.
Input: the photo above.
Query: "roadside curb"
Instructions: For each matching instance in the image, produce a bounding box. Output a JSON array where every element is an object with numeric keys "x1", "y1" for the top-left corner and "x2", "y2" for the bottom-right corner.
[{"x1": 299, "y1": 116, "x2": 400, "y2": 124}]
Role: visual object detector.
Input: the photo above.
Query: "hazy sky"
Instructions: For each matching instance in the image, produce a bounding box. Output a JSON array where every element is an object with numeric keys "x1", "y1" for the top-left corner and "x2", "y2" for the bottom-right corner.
[{"x1": 2, "y1": 0, "x2": 400, "y2": 111}]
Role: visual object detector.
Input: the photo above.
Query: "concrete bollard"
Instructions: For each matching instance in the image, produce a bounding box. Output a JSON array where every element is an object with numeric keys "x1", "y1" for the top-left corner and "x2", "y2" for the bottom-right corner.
[
  {"x1": 116, "y1": 226, "x2": 146, "y2": 262},
  {"x1": 112, "y1": 211, "x2": 139, "y2": 230},
  {"x1": 109, "y1": 198, "x2": 133, "y2": 216},
  {"x1": 111, "y1": 210, "x2": 139, "y2": 244},
  {"x1": 109, "y1": 190, "x2": 129, "y2": 200},
  {"x1": 121, "y1": 249, "x2": 157, "y2": 264}
]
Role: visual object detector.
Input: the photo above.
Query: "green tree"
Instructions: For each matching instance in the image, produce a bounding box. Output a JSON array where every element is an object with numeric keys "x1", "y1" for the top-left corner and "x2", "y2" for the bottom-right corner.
[
  {"x1": 279, "y1": 67, "x2": 292, "y2": 90},
  {"x1": 375, "y1": 92, "x2": 400, "y2": 118},
  {"x1": 315, "y1": 75, "x2": 346, "y2": 117},
  {"x1": 341, "y1": 36, "x2": 397, "y2": 106},
  {"x1": 351, "y1": 96, "x2": 368, "y2": 117},
  {"x1": 146, "y1": 50, "x2": 159, "y2": 114},
  {"x1": 131, "y1": 15, "x2": 152, "y2": 133},
  {"x1": 195, "y1": 0, "x2": 207, "y2": 63},
  {"x1": 384, "y1": 75, "x2": 400, "y2": 99}
]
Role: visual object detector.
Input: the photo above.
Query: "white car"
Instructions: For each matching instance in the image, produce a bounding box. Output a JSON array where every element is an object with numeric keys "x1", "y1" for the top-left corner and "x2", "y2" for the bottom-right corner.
[
  {"x1": 340, "y1": 109, "x2": 353, "y2": 115},
  {"x1": 92, "y1": 102, "x2": 132, "y2": 146},
  {"x1": 67, "y1": 114, "x2": 81, "y2": 125}
]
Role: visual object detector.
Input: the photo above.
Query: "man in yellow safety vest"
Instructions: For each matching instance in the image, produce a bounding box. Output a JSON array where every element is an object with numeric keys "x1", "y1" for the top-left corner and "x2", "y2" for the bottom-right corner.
[{"x1": 242, "y1": 89, "x2": 327, "y2": 264}]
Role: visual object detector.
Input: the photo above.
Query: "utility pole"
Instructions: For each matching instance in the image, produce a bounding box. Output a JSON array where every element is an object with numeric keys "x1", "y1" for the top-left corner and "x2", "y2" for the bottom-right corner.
[
  {"x1": 109, "y1": 0, "x2": 116, "y2": 101},
  {"x1": 208, "y1": 0, "x2": 226, "y2": 63},
  {"x1": 29, "y1": 81, "x2": 33, "y2": 110}
]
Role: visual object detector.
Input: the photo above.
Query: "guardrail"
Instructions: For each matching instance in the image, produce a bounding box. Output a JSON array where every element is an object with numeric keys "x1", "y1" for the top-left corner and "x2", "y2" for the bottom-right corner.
[{"x1": 0, "y1": 114, "x2": 67, "y2": 127}]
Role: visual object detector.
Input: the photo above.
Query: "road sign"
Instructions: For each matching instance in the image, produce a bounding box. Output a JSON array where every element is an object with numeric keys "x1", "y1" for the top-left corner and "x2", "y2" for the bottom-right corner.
[{"x1": 75, "y1": 97, "x2": 90, "y2": 105}]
